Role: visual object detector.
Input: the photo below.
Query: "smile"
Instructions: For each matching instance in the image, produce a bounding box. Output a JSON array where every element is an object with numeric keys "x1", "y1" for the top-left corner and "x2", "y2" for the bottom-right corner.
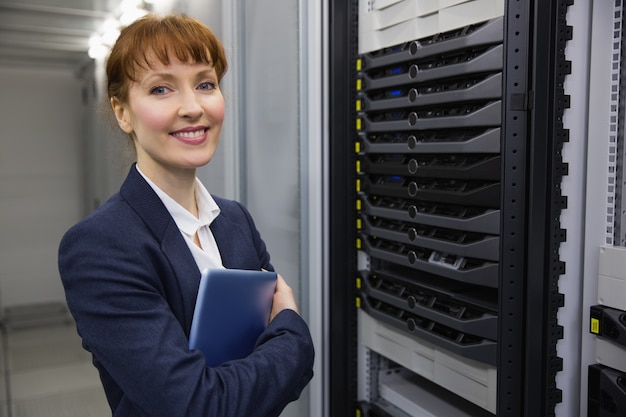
[
  {"x1": 171, "y1": 129, "x2": 207, "y2": 139},
  {"x1": 170, "y1": 128, "x2": 209, "y2": 145}
]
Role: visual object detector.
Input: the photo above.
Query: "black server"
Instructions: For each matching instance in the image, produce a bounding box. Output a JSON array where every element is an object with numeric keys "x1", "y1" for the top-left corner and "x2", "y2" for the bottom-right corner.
[{"x1": 328, "y1": 1, "x2": 572, "y2": 416}]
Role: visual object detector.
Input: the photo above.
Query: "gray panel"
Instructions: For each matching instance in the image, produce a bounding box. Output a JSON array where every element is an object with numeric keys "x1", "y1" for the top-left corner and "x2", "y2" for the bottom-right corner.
[
  {"x1": 241, "y1": 2, "x2": 305, "y2": 417},
  {"x1": 241, "y1": 0, "x2": 301, "y2": 285}
]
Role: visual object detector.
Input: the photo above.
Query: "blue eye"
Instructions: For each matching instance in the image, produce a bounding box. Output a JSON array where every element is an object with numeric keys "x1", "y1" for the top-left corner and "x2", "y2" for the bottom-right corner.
[
  {"x1": 150, "y1": 86, "x2": 168, "y2": 95},
  {"x1": 198, "y1": 82, "x2": 216, "y2": 91}
]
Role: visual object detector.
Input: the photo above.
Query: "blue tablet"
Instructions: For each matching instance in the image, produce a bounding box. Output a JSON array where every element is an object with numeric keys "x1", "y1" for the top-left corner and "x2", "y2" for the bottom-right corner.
[{"x1": 189, "y1": 268, "x2": 277, "y2": 367}]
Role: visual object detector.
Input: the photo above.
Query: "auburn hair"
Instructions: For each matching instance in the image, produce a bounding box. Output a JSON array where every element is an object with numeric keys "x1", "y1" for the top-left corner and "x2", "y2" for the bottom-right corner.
[{"x1": 106, "y1": 14, "x2": 228, "y2": 103}]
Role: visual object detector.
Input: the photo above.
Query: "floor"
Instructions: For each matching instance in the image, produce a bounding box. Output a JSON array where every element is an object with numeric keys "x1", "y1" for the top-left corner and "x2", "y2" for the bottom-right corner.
[{"x1": 0, "y1": 304, "x2": 110, "y2": 417}]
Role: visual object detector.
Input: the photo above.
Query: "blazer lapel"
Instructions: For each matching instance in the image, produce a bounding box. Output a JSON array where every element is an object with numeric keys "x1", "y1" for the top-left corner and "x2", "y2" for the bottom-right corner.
[
  {"x1": 160, "y1": 223, "x2": 201, "y2": 330},
  {"x1": 120, "y1": 164, "x2": 201, "y2": 330},
  {"x1": 210, "y1": 214, "x2": 239, "y2": 269}
]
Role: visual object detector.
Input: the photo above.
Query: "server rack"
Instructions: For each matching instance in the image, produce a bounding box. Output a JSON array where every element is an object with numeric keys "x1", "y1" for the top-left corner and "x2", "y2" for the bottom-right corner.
[{"x1": 328, "y1": 1, "x2": 572, "y2": 416}]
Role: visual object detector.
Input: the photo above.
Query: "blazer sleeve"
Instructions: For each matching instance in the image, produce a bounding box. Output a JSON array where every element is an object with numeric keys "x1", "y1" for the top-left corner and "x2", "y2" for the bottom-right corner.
[{"x1": 58, "y1": 200, "x2": 314, "y2": 417}]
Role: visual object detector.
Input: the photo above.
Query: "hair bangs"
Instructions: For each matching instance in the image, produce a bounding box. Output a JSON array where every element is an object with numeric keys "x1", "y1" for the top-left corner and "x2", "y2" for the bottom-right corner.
[{"x1": 123, "y1": 15, "x2": 227, "y2": 83}]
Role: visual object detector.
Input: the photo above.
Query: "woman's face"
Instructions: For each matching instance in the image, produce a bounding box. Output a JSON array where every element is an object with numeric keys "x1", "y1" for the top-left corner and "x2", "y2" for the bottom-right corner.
[{"x1": 112, "y1": 55, "x2": 224, "y2": 178}]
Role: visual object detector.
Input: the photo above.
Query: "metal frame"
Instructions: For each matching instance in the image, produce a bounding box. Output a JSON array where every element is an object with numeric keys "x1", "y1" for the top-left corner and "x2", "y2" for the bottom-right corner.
[
  {"x1": 299, "y1": 0, "x2": 329, "y2": 416},
  {"x1": 328, "y1": 0, "x2": 359, "y2": 415},
  {"x1": 524, "y1": 0, "x2": 572, "y2": 416},
  {"x1": 613, "y1": 2, "x2": 625, "y2": 248},
  {"x1": 498, "y1": 0, "x2": 532, "y2": 413}
]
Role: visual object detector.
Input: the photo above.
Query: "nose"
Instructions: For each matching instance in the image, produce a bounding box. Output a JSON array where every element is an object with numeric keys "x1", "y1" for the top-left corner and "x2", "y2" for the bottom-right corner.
[{"x1": 178, "y1": 89, "x2": 203, "y2": 119}]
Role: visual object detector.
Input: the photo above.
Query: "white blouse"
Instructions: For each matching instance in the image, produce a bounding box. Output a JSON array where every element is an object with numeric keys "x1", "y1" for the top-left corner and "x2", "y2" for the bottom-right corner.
[{"x1": 136, "y1": 165, "x2": 224, "y2": 272}]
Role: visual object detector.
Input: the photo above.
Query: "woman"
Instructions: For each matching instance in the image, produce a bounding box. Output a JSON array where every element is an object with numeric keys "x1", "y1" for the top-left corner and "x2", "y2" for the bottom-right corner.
[{"x1": 58, "y1": 14, "x2": 314, "y2": 417}]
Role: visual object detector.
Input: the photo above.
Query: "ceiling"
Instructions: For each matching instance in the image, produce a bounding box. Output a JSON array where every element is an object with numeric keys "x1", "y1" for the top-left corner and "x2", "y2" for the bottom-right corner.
[{"x1": 0, "y1": 0, "x2": 121, "y2": 69}]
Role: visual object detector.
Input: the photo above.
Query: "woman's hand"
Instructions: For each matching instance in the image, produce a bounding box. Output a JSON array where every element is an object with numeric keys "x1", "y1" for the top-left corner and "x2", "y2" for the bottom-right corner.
[{"x1": 269, "y1": 274, "x2": 299, "y2": 322}]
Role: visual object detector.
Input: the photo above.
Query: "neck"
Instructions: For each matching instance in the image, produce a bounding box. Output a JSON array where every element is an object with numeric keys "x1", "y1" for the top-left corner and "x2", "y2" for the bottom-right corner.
[{"x1": 137, "y1": 162, "x2": 198, "y2": 215}]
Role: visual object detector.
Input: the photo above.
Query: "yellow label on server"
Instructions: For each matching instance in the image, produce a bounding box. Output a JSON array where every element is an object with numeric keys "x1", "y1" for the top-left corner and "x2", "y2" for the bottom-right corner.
[
  {"x1": 356, "y1": 100, "x2": 361, "y2": 111},
  {"x1": 356, "y1": 277, "x2": 361, "y2": 289},
  {"x1": 356, "y1": 199, "x2": 362, "y2": 211},
  {"x1": 356, "y1": 218, "x2": 362, "y2": 229},
  {"x1": 355, "y1": 142, "x2": 361, "y2": 153},
  {"x1": 356, "y1": 237, "x2": 361, "y2": 249},
  {"x1": 356, "y1": 160, "x2": 361, "y2": 173},
  {"x1": 590, "y1": 318, "x2": 600, "y2": 334},
  {"x1": 356, "y1": 59, "x2": 362, "y2": 71},
  {"x1": 356, "y1": 79, "x2": 362, "y2": 91},
  {"x1": 356, "y1": 178, "x2": 361, "y2": 192},
  {"x1": 356, "y1": 297, "x2": 361, "y2": 308},
  {"x1": 356, "y1": 118, "x2": 361, "y2": 130}
]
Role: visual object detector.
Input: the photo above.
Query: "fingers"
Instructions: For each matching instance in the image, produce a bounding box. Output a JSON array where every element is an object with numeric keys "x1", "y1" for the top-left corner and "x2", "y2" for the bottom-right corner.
[{"x1": 269, "y1": 273, "x2": 300, "y2": 322}]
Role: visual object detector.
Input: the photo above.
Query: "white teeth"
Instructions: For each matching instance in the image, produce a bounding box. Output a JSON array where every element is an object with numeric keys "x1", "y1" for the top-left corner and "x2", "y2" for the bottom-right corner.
[{"x1": 173, "y1": 129, "x2": 205, "y2": 139}]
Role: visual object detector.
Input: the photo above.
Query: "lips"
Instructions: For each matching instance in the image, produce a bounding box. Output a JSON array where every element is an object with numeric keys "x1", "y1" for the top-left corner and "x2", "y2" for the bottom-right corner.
[{"x1": 170, "y1": 128, "x2": 208, "y2": 144}]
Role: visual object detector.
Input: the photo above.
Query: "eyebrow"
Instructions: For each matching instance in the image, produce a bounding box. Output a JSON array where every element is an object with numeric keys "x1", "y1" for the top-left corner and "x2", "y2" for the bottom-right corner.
[
  {"x1": 194, "y1": 68, "x2": 218, "y2": 78},
  {"x1": 142, "y1": 67, "x2": 218, "y2": 84}
]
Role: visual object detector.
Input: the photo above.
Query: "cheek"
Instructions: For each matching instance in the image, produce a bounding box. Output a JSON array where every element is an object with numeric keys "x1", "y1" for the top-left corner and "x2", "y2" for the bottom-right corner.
[
  {"x1": 132, "y1": 102, "x2": 172, "y2": 133},
  {"x1": 208, "y1": 95, "x2": 225, "y2": 122},
  {"x1": 214, "y1": 106, "x2": 225, "y2": 122}
]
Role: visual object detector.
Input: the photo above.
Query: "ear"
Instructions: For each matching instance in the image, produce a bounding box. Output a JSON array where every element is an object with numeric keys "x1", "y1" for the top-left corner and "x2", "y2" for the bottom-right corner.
[{"x1": 110, "y1": 97, "x2": 133, "y2": 134}]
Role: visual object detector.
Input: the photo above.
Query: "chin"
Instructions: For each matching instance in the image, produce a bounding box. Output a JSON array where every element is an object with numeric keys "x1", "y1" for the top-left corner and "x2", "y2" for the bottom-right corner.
[{"x1": 183, "y1": 157, "x2": 214, "y2": 169}]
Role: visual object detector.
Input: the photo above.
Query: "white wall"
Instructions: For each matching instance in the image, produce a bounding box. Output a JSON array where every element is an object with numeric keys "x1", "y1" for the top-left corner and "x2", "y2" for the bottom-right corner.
[{"x1": 0, "y1": 65, "x2": 85, "y2": 310}]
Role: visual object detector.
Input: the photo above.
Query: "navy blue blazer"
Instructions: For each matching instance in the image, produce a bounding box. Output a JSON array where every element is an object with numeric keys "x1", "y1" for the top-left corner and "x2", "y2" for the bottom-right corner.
[{"x1": 58, "y1": 165, "x2": 314, "y2": 417}]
